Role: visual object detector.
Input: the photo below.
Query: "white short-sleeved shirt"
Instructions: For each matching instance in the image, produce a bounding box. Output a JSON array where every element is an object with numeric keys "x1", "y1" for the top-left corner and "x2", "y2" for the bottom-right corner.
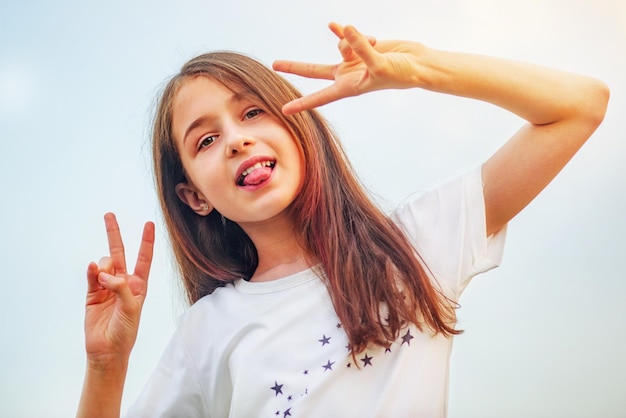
[{"x1": 125, "y1": 167, "x2": 506, "y2": 418}]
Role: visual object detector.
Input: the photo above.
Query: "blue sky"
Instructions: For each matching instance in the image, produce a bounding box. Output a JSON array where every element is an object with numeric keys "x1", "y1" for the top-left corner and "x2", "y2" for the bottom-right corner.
[{"x1": 1, "y1": 0, "x2": 624, "y2": 416}]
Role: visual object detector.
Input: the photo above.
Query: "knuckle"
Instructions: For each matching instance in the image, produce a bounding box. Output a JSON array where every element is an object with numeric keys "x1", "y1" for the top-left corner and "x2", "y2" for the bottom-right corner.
[
  {"x1": 136, "y1": 253, "x2": 152, "y2": 265},
  {"x1": 109, "y1": 242, "x2": 125, "y2": 252}
]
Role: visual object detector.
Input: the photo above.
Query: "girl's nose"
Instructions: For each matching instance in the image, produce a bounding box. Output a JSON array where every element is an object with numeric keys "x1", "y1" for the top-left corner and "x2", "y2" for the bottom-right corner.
[{"x1": 226, "y1": 132, "x2": 253, "y2": 157}]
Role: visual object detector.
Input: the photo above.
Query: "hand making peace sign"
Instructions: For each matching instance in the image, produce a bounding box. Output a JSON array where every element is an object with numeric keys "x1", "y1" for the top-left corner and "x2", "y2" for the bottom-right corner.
[
  {"x1": 273, "y1": 22, "x2": 429, "y2": 115},
  {"x1": 84, "y1": 213, "x2": 155, "y2": 363}
]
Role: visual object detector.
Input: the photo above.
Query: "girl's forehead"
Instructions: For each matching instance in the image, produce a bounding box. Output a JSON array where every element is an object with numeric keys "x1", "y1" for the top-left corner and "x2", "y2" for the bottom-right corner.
[
  {"x1": 173, "y1": 75, "x2": 260, "y2": 111},
  {"x1": 176, "y1": 75, "x2": 227, "y2": 99}
]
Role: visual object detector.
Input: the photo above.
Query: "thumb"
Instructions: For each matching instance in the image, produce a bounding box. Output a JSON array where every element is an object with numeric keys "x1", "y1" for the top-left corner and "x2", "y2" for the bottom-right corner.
[
  {"x1": 98, "y1": 273, "x2": 138, "y2": 311},
  {"x1": 343, "y1": 25, "x2": 379, "y2": 68}
]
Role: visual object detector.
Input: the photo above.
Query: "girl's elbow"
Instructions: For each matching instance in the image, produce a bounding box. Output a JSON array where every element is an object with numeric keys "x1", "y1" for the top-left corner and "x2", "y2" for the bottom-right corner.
[{"x1": 586, "y1": 79, "x2": 610, "y2": 128}]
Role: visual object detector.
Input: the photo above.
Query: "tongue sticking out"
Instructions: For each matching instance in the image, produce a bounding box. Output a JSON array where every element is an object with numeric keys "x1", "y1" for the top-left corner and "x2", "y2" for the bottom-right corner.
[{"x1": 242, "y1": 166, "x2": 272, "y2": 186}]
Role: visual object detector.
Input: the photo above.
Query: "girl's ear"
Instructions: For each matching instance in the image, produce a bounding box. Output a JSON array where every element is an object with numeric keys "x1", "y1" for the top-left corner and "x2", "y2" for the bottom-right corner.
[{"x1": 175, "y1": 183, "x2": 213, "y2": 216}]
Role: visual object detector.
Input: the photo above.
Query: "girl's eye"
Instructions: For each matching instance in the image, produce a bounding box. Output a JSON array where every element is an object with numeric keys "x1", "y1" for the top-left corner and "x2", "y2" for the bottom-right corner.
[
  {"x1": 198, "y1": 135, "x2": 217, "y2": 150},
  {"x1": 244, "y1": 108, "x2": 263, "y2": 119}
]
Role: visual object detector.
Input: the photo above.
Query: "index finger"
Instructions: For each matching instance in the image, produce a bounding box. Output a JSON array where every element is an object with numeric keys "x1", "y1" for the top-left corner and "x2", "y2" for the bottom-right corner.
[
  {"x1": 272, "y1": 60, "x2": 336, "y2": 81},
  {"x1": 104, "y1": 212, "x2": 127, "y2": 275},
  {"x1": 133, "y1": 221, "x2": 155, "y2": 280},
  {"x1": 282, "y1": 83, "x2": 344, "y2": 115}
]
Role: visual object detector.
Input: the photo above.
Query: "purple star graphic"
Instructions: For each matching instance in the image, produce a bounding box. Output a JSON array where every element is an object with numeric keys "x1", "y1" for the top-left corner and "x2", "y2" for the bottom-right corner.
[
  {"x1": 322, "y1": 360, "x2": 335, "y2": 371},
  {"x1": 283, "y1": 407, "x2": 292, "y2": 417},
  {"x1": 385, "y1": 345, "x2": 392, "y2": 353},
  {"x1": 336, "y1": 322, "x2": 342, "y2": 328},
  {"x1": 271, "y1": 381, "x2": 283, "y2": 396},
  {"x1": 401, "y1": 329, "x2": 414, "y2": 346},
  {"x1": 303, "y1": 369, "x2": 309, "y2": 375},
  {"x1": 318, "y1": 334, "x2": 331, "y2": 346},
  {"x1": 360, "y1": 353, "x2": 373, "y2": 367}
]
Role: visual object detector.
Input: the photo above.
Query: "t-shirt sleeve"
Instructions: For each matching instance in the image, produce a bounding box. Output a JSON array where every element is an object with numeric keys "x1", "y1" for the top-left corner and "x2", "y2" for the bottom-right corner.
[
  {"x1": 391, "y1": 165, "x2": 507, "y2": 299},
  {"x1": 123, "y1": 321, "x2": 209, "y2": 418}
]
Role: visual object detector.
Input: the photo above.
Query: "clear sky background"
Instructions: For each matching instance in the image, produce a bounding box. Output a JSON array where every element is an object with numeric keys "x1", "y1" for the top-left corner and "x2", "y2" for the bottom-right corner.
[{"x1": 1, "y1": 0, "x2": 624, "y2": 417}]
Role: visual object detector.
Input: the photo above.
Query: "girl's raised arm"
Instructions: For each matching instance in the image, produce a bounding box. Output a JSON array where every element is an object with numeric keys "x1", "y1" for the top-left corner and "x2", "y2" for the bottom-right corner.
[
  {"x1": 77, "y1": 213, "x2": 155, "y2": 418},
  {"x1": 274, "y1": 23, "x2": 609, "y2": 236}
]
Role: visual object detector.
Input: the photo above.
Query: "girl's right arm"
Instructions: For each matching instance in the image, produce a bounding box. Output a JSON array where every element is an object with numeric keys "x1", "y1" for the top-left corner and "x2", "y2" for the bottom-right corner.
[
  {"x1": 77, "y1": 213, "x2": 155, "y2": 418},
  {"x1": 274, "y1": 23, "x2": 608, "y2": 237}
]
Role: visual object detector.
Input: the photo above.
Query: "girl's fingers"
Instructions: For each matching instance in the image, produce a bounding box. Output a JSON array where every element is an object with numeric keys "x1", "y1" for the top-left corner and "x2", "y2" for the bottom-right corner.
[
  {"x1": 98, "y1": 272, "x2": 135, "y2": 308},
  {"x1": 104, "y1": 213, "x2": 127, "y2": 275},
  {"x1": 331, "y1": 23, "x2": 377, "y2": 60},
  {"x1": 86, "y1": 262, "x2": 102, "y2": 293},
  {"x1": 343, "y1": 25, "x2": 380, "y2": 69},
  {"x1": 133, "y1": 221, "x2": 155, "y2": 280},
  {"x1": 282, "y1": 83, "x2": 343, "y2": 115},
  {"x1": 275, "y1": 23, "x2": 381, "y2": 115},
  {"x1": 328, "y1": 22, "x2": 345, "y2": 39},
  {"x1": 272, "y1": 60, "x2": 335, "y2": 80},
  {"x1": 337, "y1": 39, "x2": 355, "y2": 62},
  {"x1": 98, "y1": 256, "x2": 113, "y2": 274},
  {"x1": 337, "y1": 38, "x2": 378, "y2": 62}
]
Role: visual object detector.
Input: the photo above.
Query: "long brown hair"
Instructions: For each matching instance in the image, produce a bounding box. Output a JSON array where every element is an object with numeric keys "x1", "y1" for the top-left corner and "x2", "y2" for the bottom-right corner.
[{"x1": 152, "y1": 51, "x2": 460, "y2": 354}]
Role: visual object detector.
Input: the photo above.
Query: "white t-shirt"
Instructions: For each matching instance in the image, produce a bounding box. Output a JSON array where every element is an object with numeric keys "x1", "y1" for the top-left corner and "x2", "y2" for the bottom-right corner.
[{"x1": 125, "y1": 166, "x2": 506, "y2": 417}]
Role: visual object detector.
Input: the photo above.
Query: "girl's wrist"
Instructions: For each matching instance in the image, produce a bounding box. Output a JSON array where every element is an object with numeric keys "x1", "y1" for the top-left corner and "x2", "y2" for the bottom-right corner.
[
  {"x1": 399, "y1": 44, "x2": 448, "y2": 92},
  {"x1": 86, "y1": 351, "x2": 130, "y2": 374}
]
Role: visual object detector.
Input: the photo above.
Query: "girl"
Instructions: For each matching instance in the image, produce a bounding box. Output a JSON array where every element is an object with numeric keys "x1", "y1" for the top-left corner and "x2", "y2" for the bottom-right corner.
[{"x1": 78, "y1": 23, "x2": 608, "y2": 417}]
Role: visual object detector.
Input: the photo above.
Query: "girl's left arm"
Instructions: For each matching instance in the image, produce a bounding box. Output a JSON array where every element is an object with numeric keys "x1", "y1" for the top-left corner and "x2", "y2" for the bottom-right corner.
[{"x1": 274, "y1": 23, "x2": 609, "y2": 236}]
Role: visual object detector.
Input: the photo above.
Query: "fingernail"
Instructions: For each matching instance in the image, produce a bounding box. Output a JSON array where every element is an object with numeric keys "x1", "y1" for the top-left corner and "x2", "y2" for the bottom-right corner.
[{"x1": 98, "y1": 272, "x2": 110, "y2": 284}]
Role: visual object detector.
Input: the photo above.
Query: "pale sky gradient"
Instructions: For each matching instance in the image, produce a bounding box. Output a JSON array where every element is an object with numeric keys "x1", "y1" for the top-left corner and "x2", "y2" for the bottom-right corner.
[{"x1": 1, "y1": 0, "x2": 624, "y2": 417}]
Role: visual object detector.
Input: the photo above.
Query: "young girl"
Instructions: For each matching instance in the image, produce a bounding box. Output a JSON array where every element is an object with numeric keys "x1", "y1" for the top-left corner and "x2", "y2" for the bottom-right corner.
[{"x1": 78, "y1": 23, "x2": 608, "y2": 417}]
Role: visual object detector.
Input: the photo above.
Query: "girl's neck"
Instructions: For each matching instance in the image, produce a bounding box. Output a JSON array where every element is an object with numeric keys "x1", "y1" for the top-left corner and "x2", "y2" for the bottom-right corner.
[
  {"x1": 238, "y1": 214, "x2": 315, "y2": 282},
  {"x1": 250, "y1": 256, "x2": 312, "y2": 282}
]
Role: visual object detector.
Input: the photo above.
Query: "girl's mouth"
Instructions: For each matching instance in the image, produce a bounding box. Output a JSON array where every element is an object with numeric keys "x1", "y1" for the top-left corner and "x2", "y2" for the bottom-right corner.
[{"x1": 237, "y1": 160, "x2": 275, "y2": 186}]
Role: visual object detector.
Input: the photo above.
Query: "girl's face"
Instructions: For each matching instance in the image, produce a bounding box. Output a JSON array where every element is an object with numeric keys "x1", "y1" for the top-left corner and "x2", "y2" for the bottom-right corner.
[{"x1": 171, "y1": 76, "x2": 305, "y2": 226}]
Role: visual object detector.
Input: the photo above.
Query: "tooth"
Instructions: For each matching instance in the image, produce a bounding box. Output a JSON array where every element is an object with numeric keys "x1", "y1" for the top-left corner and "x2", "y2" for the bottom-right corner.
[{"x1": 241, "y1": 161, "x2": 273, "y2": 179}]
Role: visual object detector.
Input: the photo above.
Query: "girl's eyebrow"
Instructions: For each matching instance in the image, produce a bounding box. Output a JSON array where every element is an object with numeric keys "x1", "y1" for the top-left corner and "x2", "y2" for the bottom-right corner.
[{"x1": 182, "y1": 115, "x2": 216, "y2": 146}]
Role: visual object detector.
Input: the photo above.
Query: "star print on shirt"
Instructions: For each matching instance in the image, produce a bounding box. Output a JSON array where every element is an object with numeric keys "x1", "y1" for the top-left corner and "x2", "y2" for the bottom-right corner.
[
  {"x1": 283, "y1": 408, "x2": 292, "y2": 417},
  {"x1": 401, "y1": 329, "x2": 414, "y2": 346},
  {"x1": 322, "y1": 360, "x2": 335, "y2": 371},
  {"x1": 360, "y1": 353, "x2": 373, "y2": 367},
  {"x1": 271, "y1": 381, "x2": 284, "y2": 396},
  {"x1": 318, "y1": 334, "x2": 331, "y2": 346}
]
